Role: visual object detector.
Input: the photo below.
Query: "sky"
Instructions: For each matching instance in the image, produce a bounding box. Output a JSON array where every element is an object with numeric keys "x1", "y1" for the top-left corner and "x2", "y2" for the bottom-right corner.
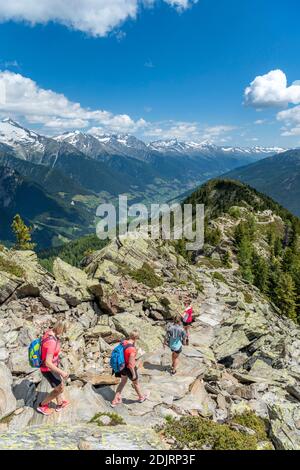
[{"x1": 0, "y1": 0, "x2": 300, "y2": 147}]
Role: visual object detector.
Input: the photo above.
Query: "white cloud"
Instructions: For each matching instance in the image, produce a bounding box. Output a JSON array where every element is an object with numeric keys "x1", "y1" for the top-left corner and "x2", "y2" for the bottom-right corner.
[
  {"x1": 202, "y1": 125, "x2": 236, "y2": 140},
  {"x1": 281, "y1": 126, "x2": 300, "y2": 137},
  {"x1": 163, "y1": 0, "x2": 197, "y2": 10},
  {"x1": 0, "y1": 0, "x2": 197, "y2": 37},
  {"x1": 0, "y1": 70, "x2": 236, "y2": 144},
  {"x1": 245, "y1": 70, "x2": 300, "y2": 108},
  {"x1": 144, "y1": 121, "x2": 235, "y2": 142},
  {"x1": 145, "y1": 121, "x2": 199, "y2": 140},
  {"x1": 254, "y1": 119, "x2": 266, "y2": 125},
  {"x1": 0, "y1": 70, "x2": 147, "y2": 133},
  {"x1": 0, "y1": 59, "x2": 20, "y2": 69},
  {"x1": 277, "y1": 105, "x2": 300, "y2": 136}
]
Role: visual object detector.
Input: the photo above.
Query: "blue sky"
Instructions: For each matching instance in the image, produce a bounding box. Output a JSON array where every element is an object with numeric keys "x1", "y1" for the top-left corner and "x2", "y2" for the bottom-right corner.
[{"x1": 1, "y1": 0, "x2": 300, "y2": 147}]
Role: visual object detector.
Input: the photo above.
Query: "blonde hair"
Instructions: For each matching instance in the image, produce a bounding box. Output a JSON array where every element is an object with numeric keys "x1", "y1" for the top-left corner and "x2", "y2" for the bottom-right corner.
[
  {"x1": 129, "y1": 330, "x2": 140, "y2": 340},
  {"x1": 53, "y1": 321, "x2": 66, "y2": 336}
]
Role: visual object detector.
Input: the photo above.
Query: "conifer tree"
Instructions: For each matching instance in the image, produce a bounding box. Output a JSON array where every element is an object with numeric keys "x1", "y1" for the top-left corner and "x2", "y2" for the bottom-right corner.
[
  {"x1": 237, "y1": 237, "x2": 254, "y2": 283},
  {"x1": 11, "y1": 214, "x2": 36, "y2": 251},
  {"x1": 274, "y1": 273, "x2": 298, "y2": 323},
  {"x1": 252, "y1": 253, "x2": 269, "y2": 293}
]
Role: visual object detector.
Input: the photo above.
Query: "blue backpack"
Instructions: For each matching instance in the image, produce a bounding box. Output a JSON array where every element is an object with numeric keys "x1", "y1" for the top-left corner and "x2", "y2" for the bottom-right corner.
[
  {"x1": 28, "y1": 335, "x2": 56, "y2": 368},
  {"x1": 110, "y1": 341, "x2": 132, "y2": 373},
  {"x1": 28, "y1": 338, "x2": 42, "y2": 368}
]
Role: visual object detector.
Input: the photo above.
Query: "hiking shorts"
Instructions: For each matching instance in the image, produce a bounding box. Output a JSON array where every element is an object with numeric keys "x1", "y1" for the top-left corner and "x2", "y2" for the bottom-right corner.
[
  {"x1": 42, "y1": 371, "x2": 62, "y2": 388},
  {"x1": 171, "y1": 347, "x2": 182, "y2": 355},
  {"x1": 181, "y1": 320, "x2": 192, "y2": 327},
  {"x1": 115, "y1": 367, "x2": 138, "y2": 382}
]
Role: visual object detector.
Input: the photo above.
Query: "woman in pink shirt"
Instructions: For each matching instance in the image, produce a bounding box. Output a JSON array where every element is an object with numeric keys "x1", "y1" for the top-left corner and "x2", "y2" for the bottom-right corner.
[
  {"x1": 181, "y1": 301, "x2": 193, "y2": 345},
  {"x1": 37, "y1": 321, "x2": 70, "y2": 416}
]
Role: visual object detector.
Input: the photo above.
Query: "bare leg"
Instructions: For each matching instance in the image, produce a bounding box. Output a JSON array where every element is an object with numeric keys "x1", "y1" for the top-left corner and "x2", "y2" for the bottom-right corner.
[
  {"x1": 132, "y1": 379, "x2": 144, "y2": 400},
  {"x1": 112, "y1": 376, "x2": 128, "y2": 404},
  {"x1": 41, "y1": 383, "x2": 64, "y2": 406},
  {"x1": 185, "y1": 325, "x2": 190, "y2": 344},
  {"x1": 172, "y1": 351, "x2": 180, "y2": 372}
]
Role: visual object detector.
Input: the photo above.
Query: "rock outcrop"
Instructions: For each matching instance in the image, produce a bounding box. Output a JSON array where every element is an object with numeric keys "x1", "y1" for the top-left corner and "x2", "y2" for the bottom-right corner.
[{"x1": 0, "y1": 237, "x2": 300, "y2": 449}]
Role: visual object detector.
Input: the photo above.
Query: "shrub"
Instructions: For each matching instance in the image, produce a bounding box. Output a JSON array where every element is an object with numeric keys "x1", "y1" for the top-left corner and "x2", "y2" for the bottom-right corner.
[
  {"x1": 89, "y1": 412, "x2": 125, "y2": 426},
  {"x1": 229, "y1": 206, "x2": 242, "y2": 219},
  {"x1": 212, "y1": 271, "x2": 226, "y2": 283},
  {"x1": 243, "y1": 292, "x2": 253, "y2": 304},
  {"x1": 231, "y1": 412, "x2": 268, "y2": 441},
  {"x1": 0, "y1": 255, "x2": 25, "y2": 278},
  {"x1": 160, "y1": 416, "x2": 258, "y2": 450},
  {"x1": 130, "y1": 263, "x2": 163, "y2": 288}
]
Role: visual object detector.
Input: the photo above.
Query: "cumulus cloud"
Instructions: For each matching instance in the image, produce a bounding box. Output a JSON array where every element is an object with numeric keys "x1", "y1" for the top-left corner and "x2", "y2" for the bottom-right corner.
[
  {"x1": 0, "y1": 69, "x2": 236, "y2": 144},
  {"x1": 144, "y1": 121, "x2": 235, "y2": 142},
  {"x1": 244, "y1": 70, "x2": 300, "y2": 108},
  {"x1": 163, "y1": 0, "x2": 198, "y2": 10},
  {"x1": 202, "y1": 125, "x2": 236, "y2": 141},
  {"x1": 0, "y1": 70, "x2": 147, "y2": 133},
  {"x1": 0, "y1": 0, "x2": 198, "y2": 37},
  {"x1": 277, "y1": 105, "x2": 300, "y2": 136},
  {"x1": 144, "y1": 121, "x2": 199, "y2": 140}
]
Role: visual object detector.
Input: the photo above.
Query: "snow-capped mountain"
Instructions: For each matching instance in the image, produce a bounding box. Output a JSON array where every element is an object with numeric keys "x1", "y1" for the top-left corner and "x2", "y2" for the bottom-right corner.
[
  {"x1": 0, "y1": 118, "x2": 82, "y2": 166},
  {"x1": 148, "y1": 138, "x2": 286, "y2": 159},
  {"x1": 1, "y1": 119, "x2": 287, "y2": 165},
  {"x1": 0, "y1": 118, "x2": 291, "y2": 199},
  {"x1": 0, "y1": 118, "x2": 47, "y2": 161},
  {"x1": 55, "y1": 130, "x2": 150, "y2": 161},
  {"x1": 54, "y1": 130, "x2": 110, "y2": 159}
]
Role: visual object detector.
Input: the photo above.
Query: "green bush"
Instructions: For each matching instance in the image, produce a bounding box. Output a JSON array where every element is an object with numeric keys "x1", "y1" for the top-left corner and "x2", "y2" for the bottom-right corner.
[
  {"x1": 160, "y1": 416, "x2": 258, "y2": 450},
  {"x1": 243, "y1": 292, "x2": 253, "y2": 304},
  {"x1": 229, "y1": 206, "x2": 242, "y2": 219},
  {"x1": 89, "y1": 412, "x2": 125, "y2": 426},
  {"x1": 212, "y1": 271, "x2": 226, "y2": 283},
  {"x1": 0, "y1": 255, "x2": 25, "y2": 278},
  {"x1": 231, "y1": 412, "x2": 268, "y2": 441},
  {"x1": 130, "y1": 263, "x2": 163, "y2": 288}
]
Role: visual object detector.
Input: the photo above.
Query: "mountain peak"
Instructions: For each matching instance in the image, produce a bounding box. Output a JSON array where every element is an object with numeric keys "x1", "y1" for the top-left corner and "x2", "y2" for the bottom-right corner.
[{"x1": 1, "y1": 117, "x2": 24, "y2": 128}]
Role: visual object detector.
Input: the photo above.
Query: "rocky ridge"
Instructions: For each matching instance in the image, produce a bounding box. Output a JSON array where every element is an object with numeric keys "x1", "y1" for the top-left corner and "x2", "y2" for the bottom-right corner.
[{"x1": 0, "y1": 235, "x2": 300, "y2": 450}]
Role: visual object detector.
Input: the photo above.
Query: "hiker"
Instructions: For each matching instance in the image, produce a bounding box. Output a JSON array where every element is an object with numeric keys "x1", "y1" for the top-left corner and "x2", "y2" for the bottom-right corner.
[
  {"x1": 111, "y1": 330, "x2": 148, "y2": 407},
  {"x1": 164, "y1": 315, "x2": 187, "y2": 375},
  {"x1": 37, "y1": 321, "x2": 70, "y2": 416},
  {"x1": 181, "y1": 301, "x2": 193, "y2": 345}
]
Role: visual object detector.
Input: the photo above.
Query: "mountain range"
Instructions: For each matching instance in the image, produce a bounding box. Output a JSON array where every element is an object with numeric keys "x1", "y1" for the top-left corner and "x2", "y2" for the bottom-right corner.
[
  {"x1": 224, "y1": 149, "x2": 300, "y2": 217},
  {"x1": 0, "y1": 117, "x2": 290, "y2": 248},
  {"x1": 0, "y1": 166, "x2": 92, "y2": 248}
]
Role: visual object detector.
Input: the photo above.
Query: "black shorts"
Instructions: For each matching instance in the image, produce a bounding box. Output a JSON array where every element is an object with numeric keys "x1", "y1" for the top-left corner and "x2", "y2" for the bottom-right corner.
[
  {"x1": 42, "y1": 371, "x2": 62, "y2": 388},
  {"x1": 171, "y1": 347, "x2": 182, "y2": 355},
  {"x1": 115, "y1": 367, "x2": 138, "y2": 382},
  {"x1": 181, "y1": 319, "x2": 192, "y2": 327}
]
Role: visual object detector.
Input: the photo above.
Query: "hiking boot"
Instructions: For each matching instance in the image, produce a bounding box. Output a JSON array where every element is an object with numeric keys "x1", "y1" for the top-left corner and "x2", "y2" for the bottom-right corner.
[
  {"x1": 37, "y1": 404, "x2": 53, "y2": 416},
  {"x1": 56, "y1": 400, "x2": 70, "y2": 412}
]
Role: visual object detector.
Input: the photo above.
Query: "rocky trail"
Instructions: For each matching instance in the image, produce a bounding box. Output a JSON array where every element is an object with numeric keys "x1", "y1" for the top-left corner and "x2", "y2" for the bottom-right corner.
[
  {"x1": 1, "y1": 237, "x2": 300, "y2": 449},
  {"x1": 0, "y1": 424, "x2": 165, "y2": 450}
]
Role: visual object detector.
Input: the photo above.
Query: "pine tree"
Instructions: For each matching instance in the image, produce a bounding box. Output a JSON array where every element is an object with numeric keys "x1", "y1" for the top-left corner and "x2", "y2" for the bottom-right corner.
[
  {"x1": 252, "y1": 253, "x2": 269, "y2": 293},
  {"x1": 274, "y1": 272, "x2": 298, "y2": 323},
  {"x1": 223, "y1": 251, "x2": 232, "y2": 268},
  {"x1": 11, "y1": 214, "x2": 36, "y2": 251},
  {"x1": 237, "y1": 236, "x2": 254, "y2": 283}
]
